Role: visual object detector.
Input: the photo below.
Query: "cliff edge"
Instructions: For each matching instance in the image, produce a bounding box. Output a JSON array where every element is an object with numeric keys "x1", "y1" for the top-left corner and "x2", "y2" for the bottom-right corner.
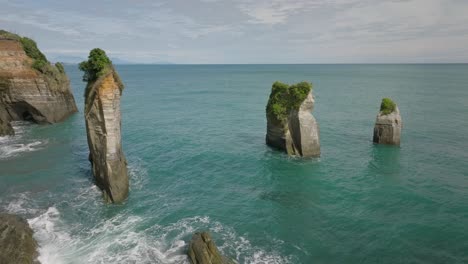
[
  {"x1": 0, "y1": 30, "x2": 77, "y2": 136},
  {"x1": 81, "y1": 48, "x2": 129, "y2": 203},
  {"x1": 266, "y1": 81, "x2": 320, "y2": 157}
]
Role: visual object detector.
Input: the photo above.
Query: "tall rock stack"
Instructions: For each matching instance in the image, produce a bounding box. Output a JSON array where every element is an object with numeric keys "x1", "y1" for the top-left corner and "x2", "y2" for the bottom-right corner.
[
  {"x1": 0, "y1": 30, "x2": 77, "y2": 136},
  {"x1": 81, "y1": 48, "x2": 128, "y2": 203},
  {"x1": 373, "y1": 98, "x2": 402, "y2": 145},
  {"x1": 266, "y1": 81, "x2": 320, "y2": 157}
]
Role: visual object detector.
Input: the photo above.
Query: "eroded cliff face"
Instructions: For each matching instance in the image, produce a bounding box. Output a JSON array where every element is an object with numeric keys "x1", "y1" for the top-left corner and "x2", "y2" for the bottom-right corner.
[
  {"x1": 373, "y1": 106, "x2": 402, "y2": 145},
  {"x1": 85, "y1": 70, "x2": 128, "y2": 203},
  {"x1": 266, "y1": 92, "x2": 321, "y2": 158},
  {"x1": 0, "y1": 35, "x2": 77, "y2": 135}
]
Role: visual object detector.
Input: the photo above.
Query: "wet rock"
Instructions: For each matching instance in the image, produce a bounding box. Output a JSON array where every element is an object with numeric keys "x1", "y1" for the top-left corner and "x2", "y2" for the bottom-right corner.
[
  {"x1": 188, "y1": 231, "x2": 236, "y2": 264},
  {"x1": 0, "y1": 213, "x2": 39, "y2": 264}
]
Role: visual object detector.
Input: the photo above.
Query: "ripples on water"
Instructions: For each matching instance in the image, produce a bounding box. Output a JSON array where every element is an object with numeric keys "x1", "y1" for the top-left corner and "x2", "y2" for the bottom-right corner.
[
  {"x1": 1, "y1": 64, "x2": 468, "y2": 264},
  {"x1": 0, "y1": 122, "x2": 46, "y2": 159}
]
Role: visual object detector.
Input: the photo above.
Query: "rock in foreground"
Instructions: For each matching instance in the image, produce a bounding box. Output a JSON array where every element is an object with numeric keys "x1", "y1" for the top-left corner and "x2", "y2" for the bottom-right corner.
[
  {"x1": 188, "y1": 232, "x2": 236, "y2": 264},
  {"x1": 81, "y1": 48, "x2": 128, "y2": 203},
  {"x1": 0, "y1": 213, "x2": 39, "y2": 264},
  {"x1": 0, "y1": 103, "x2": 14, "y2": 136},
  {"x1": 266, "y1": 81, "x2": 320, "y2": 157},
  {"x1": 373, "y1": 98, "x2": 402, "y2": 145},
  {"x1": 0, "y1": 30, "x2": 77, "y2": 135}
]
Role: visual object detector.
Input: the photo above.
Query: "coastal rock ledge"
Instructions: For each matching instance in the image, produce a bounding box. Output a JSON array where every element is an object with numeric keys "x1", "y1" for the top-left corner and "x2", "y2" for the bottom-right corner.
[
  {"x1": 266, "y1": 81, "x2": 320, "y2": 157},
  {"x1": 373, "y1": 98, "x2": 402, "y2": 145},
  {"x1": 0, "y1": 30, "x2": 77, "y2": 136},
  {"x1": 188, "y1": 232, "x2": 236, "y2": 264},
  {"x1": 0, "y1": 213, "x2": 40, "y2": 264},
  {"x1": 81, "y1": 49, "x2": 129, "y2": 203}
]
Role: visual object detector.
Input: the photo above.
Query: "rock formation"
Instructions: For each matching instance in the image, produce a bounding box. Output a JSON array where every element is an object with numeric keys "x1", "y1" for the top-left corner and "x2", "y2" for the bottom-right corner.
[
  {"x1": 81, "y1": 48, "x2": 128, "y2": 203},
  {"x1": 0, "y1": 213, "x2": 39, "y2": 264},
  {"x1": 266, "y1": 81, "x2": 320, "y2": 157},
  {"x1": 0, "y1": 102, "x2": 14, "y2": 136},
  {"x1": 373, "y1": 98, "x2": 402, "y2": 145},
  {"x1": 0, "y1": 30, "x2": 77, "y2": 136},
  {"x1": 188, "y1": 232, "x2": 236, "y2": 264}
]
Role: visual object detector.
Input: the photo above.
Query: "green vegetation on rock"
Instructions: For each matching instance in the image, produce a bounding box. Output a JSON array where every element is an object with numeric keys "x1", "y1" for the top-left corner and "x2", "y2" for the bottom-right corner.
[
  {"x1": 80, "y1": 48, "x2": 124, "y2": 102},
  {"x1": 79, "y1": 48, "x2": 112, "y2": 82},
  {"x1": 55, "y1": 62, "x2": 65, "y2": 74},
  {"x1": 0, "y1": 30, "x2": 64, "y2": 77},
  {"x1": 19, "y1": 37, "x2": 47, "y2": 63},
  {"x1": 266, "y1": 81, "x2": 312, "y2": 122},
  {"x1": 380, "y1": 98, "x2": 396, "y2": 115}
]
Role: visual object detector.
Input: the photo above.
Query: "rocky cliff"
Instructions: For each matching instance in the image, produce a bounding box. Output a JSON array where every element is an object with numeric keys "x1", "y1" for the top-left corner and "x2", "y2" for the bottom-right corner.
[
  {"x1": 188, "y1": 232, "x2": 236, "y2": 264},
  {"x1": 266, "y1": 81, "x2": 320, "y2": 157},
  {"x1": 0, "y1": 30, "x2": 77, "y2": 136},
  {"x1": 373, "y1": 98, "x2": 402, "y2": 145},
  {"x1": 0, "y1": 213, "x2": 39, "y2": 264},
  {"x1": 82, "y1": 48, "x2": 128, "y2": 203}
]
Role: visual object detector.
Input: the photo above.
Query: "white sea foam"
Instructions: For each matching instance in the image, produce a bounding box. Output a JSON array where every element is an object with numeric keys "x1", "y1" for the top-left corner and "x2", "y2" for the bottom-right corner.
[
  {"x1": 0, "y1": 121, "x2": 46, "y2": 159},
  {"x1": 1, "y1": 158, "x2": 290, "y2": 264},
  {"x1": 2, "y1": 192, "x2": 291, "y2": 264}
]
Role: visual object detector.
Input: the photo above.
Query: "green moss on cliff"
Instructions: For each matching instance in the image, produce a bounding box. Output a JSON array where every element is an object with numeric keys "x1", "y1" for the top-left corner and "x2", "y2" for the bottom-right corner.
[
  {"x1": 0, "y1": 30, "x2": 64, "y2": 78},
  {"x1": 266, "y1": 81, "x2": 312, "y2": 122},
  {"x1": 380, "y1": 98, "x2": 396, "y2": 115}
]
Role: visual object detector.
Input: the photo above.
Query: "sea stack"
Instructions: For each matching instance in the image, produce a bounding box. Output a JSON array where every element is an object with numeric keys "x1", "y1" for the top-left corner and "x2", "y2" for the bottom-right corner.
[
  {"x1": 188, "y1": 231, "x2": 236, "y2": 264},
  {"x1": 373, "y1": 98, "x2": 402, "y2": 145},
  {"x1": 0, "y1": 30, "x2": 77, "y2": 136},
  {"x1": 266, "y1": 81, "x2": 320, "y2": 157},
  {"x1": 0, "y1": 214, "x2": 39, "y2": 264},
  {"x1": 81, "y1": 48, "x2": 129, "y2": 203}
]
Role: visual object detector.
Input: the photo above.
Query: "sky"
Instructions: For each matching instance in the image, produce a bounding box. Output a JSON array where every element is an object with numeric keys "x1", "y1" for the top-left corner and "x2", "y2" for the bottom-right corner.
[{"x1": 1, "y1": 0, "x2": 468, "y2": 64}]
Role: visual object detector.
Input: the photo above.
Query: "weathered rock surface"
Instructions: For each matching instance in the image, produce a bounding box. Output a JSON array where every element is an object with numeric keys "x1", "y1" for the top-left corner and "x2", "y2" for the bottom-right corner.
[
  {"x1": 0, "y1": 213, "x2": 39, "y2": 264},
  {"x1": 188, "y1": 232, "x2": 236, "y2": 264},
  {"x1": 266, "y1": 92, "x2": 321, "y2": 157},
  {"x1": 373, "y1": 106, "x2": 402, "y2": 145},
  {"x1": 0, "y1": 102, "x2": 14, "y2": 136},
  {"x1": 0, "y1": 31, "x2": 77, "y2": 135},
  {"x1": 85, "y1": 68, "x2": 128, "y2": 203}
]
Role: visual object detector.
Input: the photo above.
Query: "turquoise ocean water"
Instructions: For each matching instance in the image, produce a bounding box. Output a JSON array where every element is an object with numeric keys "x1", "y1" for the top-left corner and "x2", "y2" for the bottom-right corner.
[{"x1": 1, "y1": 64, "x2": 467, "y2": 263}]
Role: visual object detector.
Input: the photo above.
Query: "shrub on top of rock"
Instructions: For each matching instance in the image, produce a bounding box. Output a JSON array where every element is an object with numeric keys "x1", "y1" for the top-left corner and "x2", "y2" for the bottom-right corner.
[
  {"x1": 266, "y1": 81, "x2": 311, "y2": 122},
  {"x1": 380, "y1": 98, "x2": 396, "y2": 115},
  {"x1": 79, "y1": 48, "x2": 112, "y2": 82}
]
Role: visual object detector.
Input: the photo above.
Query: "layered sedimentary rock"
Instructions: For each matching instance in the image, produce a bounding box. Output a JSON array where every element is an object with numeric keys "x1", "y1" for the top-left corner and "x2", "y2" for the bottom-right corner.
[
  {"x1": 266, "y1": 81, "x2": 320, "y2": 157},
  {"x1": 373, "y1": 98, "x2": 402, "y2": 145},
  {"x1": 82, "y1": 49, "x2": 128, "y2": 203},
  {"x1": 188, "y1": 232, "x2": 236, "y2": 264},
  {"x1": 0, "y1": 214, "x2": 39, "y2": 264},
  {"x1": 0, "y1": 30, "x2": 77, "y2": 136}
]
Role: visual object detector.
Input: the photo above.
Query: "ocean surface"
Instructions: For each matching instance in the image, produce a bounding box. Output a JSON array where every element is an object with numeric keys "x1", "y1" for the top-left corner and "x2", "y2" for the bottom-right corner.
[{"x1": 1, "y1": 64, "x2": 468, "y2": 264}]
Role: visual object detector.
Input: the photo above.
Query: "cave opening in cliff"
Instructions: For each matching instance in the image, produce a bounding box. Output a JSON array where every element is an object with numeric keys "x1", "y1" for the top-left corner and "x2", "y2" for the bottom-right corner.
[
  {"x1": 10, "y1": 102, "x2": 44, "y2": 123},
  {"x1": 22, "y1": 111, "x2": 33, "y2": 121}
]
